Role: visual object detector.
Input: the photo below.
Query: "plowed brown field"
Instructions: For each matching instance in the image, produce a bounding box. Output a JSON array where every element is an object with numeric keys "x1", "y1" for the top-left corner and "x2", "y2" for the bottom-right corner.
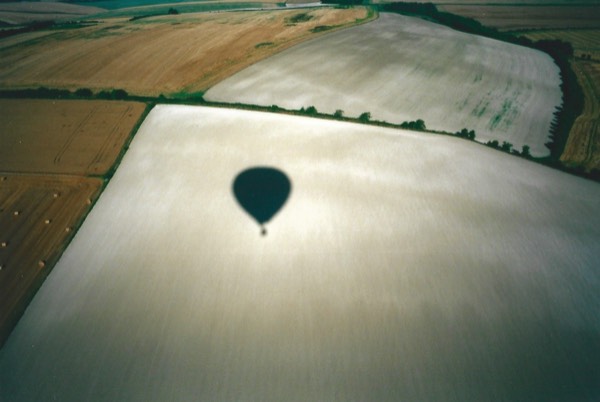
[
  {"x1": 0, "y1": 7, "x2": 371, "y2": 96},
  {"x1": 560, "y1": 61, "x2": 600, "y2": 172},
  {"x1": 0, "y1": 99, "x2": 146, "y2": 347},
  {"x1": 0, "y1": 99, "x2": 146, "y2": 175}
]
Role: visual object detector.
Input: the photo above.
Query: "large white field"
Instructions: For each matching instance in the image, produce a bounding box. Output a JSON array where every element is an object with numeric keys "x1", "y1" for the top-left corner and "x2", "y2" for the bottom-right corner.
[
  {"x1": 205, "y1": 12, "x2": 562, "y2": 157},
  {"x1": 1, "y1": 106, "x2": 599, "y2": 401}
]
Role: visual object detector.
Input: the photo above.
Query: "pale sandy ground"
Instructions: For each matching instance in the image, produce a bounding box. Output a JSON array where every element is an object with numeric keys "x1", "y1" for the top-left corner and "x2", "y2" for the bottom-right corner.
[
  {"x1": 206, "y1": 13, "x2": 562, "y2": 157},
  {"x1": 1, "y1": 106, "x2": 599, "y2": 401}
]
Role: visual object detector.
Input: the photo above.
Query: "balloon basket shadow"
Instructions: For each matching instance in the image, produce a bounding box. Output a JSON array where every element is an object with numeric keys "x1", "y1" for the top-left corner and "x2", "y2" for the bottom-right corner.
[{"x1": 261, "y1": 226, "x2": 267, "y2": 236}]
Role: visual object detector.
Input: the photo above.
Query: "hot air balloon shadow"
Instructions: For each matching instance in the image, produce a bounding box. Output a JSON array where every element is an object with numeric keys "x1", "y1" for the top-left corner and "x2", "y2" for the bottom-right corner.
[{"x1": 232, "y1": 167, "x2": 292, "y2": 236}]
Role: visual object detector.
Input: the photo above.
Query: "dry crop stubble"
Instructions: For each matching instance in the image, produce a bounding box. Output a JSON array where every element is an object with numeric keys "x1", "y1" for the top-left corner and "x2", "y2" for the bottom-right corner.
[
  {"x1": 0, "y1": 174, "x2": 102, "y2": 346},
  {"x1": 1, "y1": 105, "x2": 599, "y2": 401},
  {"x1": 520, "y1": 30, "x2": 600, "y2": 172},
  {"x1": 0, "y1": 7, "x2": 370, "y2": 96},
  {"x1": 0, "y1": 99, "x2": 147, "y2": 175},
  {"x1": 560, "y1": 61, "x2": 600, "y2": 171},
  {"x1": 206, "y1": 12, "x2": 562, "y2": 156},
  {"x1": 0, "y1": 99, "x2": 146, "y2": 347}
]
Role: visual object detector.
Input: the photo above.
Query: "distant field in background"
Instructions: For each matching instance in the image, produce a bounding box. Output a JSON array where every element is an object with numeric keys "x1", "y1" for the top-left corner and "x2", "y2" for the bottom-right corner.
[
  {"x1": 0, "y1": 99, "x2": 146, "y2": 348},
  {"x1": 70, "y1": 0, "x2": 282, "y2": 10},
  {"x1": 0, "y1": 7, "x2": 371, "y2": 96},
  {"x1": 89, "y1": 1, "x2": 280, "y2": 19},
  {"x1": 2, "y1": 105, "x2": 599, "y2": 401},
  {"x1": 517, "y1": 29, "x2": 600, "y2": 173},
  {"x1": 0, "y1": 1, "x2": 105, "y2": 25},
  {"x1": 559, "y1": 61, "x2": 600, "y2": 172},
  {"x1": 438, "y1": 4, "x2": 600, "y2": 31},
  {"x1": 206, "y1": 12, "x2": 561, "y2": 156}
]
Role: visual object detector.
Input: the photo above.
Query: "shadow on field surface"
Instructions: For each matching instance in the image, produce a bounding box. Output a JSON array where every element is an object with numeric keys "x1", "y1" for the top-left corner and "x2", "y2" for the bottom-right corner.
[{"x1": 233, "y1": 167, "x2": 291, "y2": 236}]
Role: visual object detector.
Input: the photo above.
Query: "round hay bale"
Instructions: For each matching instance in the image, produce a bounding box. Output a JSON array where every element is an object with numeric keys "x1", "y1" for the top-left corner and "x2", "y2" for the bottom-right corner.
[
  {"x1": 65, "y1": 227, "x2": 71, "y2": 233},
  {"x1": 53, "y1": 192, "x2": 60, "y2": 198},
  {"x1": 38, "y1": 260, "x2": 45, "y2": 268},
  {"x1": 1, "y1": 241, "x2": 7, "y2": 248},
  {"x1": 13, "y1": 210, "x2": 20, "y2": 216},
  {"x1": 44, "y1": 219, "x2": 51, "y2": 224}
]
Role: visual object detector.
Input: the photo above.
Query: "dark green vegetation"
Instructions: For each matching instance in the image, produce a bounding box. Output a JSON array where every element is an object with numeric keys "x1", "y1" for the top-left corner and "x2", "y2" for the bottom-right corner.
[
  {"x1": 287, "y1": 13, "x2": 313, "y2": 24},
  {"x1": 0, "y1": 20, "x2": 97, "y2": 40},
  {"x1": 128, "y1": 6, "x2": 178, "y2": 21}
]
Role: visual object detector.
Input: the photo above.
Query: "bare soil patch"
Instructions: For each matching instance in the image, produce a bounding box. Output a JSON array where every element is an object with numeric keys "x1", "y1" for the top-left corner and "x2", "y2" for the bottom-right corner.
[
  {"x1": 0, "y1": 174, "x2": 102, "y2": 347},
  {"x1": 438, "y1": 5, "x2": 600, "y2": 31},
  {"x1": 0, "y1": 7, "x2": 371, "y2": 96},
  {"x1": 0, "y1": 99, "x2": 146, "y2": 175}
]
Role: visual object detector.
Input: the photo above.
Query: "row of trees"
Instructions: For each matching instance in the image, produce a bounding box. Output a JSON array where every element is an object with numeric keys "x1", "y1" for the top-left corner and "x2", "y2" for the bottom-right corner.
[
  {"x1": 486, "y1": 140, "x2": 531, "y2": 158},
  {"x1": 0, "y1": 87, "x2": 129, "y2": 100}
]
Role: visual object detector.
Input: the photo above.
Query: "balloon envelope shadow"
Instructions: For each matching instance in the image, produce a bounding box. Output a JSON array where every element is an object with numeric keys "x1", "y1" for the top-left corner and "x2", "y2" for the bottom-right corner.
[{"x1": 232, "y1": 167, "x2": 291, "y2": 236}]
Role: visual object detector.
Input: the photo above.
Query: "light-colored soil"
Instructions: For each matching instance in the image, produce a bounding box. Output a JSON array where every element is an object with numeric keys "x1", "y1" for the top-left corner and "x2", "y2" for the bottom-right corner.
[
  {"x1": 0, "y1": 2, "x2": 105, "y2": 25},
  {"x1": 560, "y1": 61, "x2": 600, "y2": 172},
  {"x1": 0, "y1": 99, "x2": 146, "y2": 175},
  {"x1": 438, "y1": 5, "x2": 600, "y2": 31},
  {"x1": 2, "y1": 105, "x2": 599, "y2": 401},
  {"x1": 0, "y1": 7, "x2": 372, "y2": 96},
  {"x1": 0, "y1": 174, "x2": 102, "y2": 349},
  {"x1": 206, "y1": 12, "x2": 562, "y2": 156}
]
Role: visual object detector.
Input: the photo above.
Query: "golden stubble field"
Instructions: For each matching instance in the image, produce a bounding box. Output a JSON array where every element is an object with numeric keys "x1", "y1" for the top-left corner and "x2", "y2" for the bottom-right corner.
[
  {"x1": 0, "y1": 99, "x2": 146, "y2": 175},
  {"x1": 0, "y1": 99, "x2": 146, "y2": 347},
  {"x1": 2, "y1": 106, "x2": 598, "y2": 401},
  {"x1": 0, "y1": 7, "x2": 371, "y2": 96},
  {"x1": 519, "y1": 30, "x2": 600, "y2": 173}
]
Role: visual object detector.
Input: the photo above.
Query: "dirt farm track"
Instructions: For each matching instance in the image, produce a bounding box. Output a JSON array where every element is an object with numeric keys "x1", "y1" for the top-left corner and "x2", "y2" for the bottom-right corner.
[{"x1": 1, "y1": 106, "x2": 598, "y2": 401}]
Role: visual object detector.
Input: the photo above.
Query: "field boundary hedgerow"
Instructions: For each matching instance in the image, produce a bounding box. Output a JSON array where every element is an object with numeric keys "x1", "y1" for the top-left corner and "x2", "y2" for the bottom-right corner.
[{"x1": 2, "y1": 86, "x2": 596, "y2": 181}]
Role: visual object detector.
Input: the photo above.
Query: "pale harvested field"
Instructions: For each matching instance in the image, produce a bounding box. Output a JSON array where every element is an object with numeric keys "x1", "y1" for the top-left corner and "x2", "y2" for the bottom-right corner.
[
  {"x1": 438, "y1": 5, "x2": 600, "y2": 31},
  {"x1": 206, "y1": 13, "x2": 561, "y2": 156},
  {"x1": 1, "y1": 105, "x2": 599, "y2": 401},
  {"x1": 560, "y1": 61, "x2": 600, "y2": 172},
  {"x1": 0, "y1": 175, "x2": 102, "y2": 350},
  {"x1": 0, "y1": 99, "x2": 146, "y2": 175},
  {"x1": 0, "y1": 2, "x2": 105, "y2": 25},
  {"x1": 0, "y1": 7, "x2": 371, "y2": 96}
]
